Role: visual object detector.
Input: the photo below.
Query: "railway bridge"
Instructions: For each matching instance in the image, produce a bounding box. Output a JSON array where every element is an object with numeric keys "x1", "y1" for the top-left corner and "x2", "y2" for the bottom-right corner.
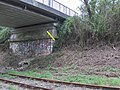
[{"x1": 0, "y1": 0, "x2": 78, "y2": 57}]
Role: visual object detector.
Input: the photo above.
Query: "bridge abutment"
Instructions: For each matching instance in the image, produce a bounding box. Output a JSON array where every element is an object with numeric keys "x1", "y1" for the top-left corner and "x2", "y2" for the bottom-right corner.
[{"x1": 9, "y1": 23, "x2": 58, "y2": 57}]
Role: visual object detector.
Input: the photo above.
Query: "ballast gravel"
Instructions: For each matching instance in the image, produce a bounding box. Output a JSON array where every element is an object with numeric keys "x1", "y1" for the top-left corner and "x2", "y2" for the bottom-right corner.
[
  {"x1": 0, "y1": 77, "x2": 102, "y2": 90},
  {"x1": 0, "y1": 81, "x2": 29, "y2": 90}
]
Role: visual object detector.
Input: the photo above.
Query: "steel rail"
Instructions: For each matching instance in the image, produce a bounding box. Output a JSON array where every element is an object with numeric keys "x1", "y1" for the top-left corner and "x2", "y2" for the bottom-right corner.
[
  {"x1": 0, "y1": 78, "x2": 51, "y2": 90},
  {"x1": 0, "y1": 72, "x2": 120, "y2": 90}
]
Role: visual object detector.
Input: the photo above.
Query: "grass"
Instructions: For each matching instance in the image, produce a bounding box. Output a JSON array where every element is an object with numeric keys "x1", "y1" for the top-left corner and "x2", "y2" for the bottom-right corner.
[
  {"x1": 6, "y1": 70, "x2": 53, "y2": 79},
  {"x1": 8, "y1": 85, "x2": 17, "y2": 90},
  {"x1": 95, "y1": 66, "x2": 120, "y2": 72},
  {"x1": 0, "y1": 74, "x2": 16, "y2": 79},
  {"x1": 65, "y1": 74, "x2": 120, "y2": 86},
  {"x1": 5, "y1": 69, "x2": 120, "y2": 87}
]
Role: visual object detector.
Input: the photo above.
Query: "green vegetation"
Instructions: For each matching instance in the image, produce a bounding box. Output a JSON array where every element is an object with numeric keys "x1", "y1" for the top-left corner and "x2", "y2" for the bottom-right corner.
[
  {"x1": 8, "y1": 85, "x2": 17, "y2": 90},
  {"x1": 0, "y1": 27, "x2": 11, "y2": 44},
  {"x1": 65, "y1": 74, "x2": 120, "y2": 86},
  {"x1": 56, "y1": 0, "x2": 120, "y2": 48},
  {"x1": 0, "y1": 26, "x2": 11, "y2": 51},
  {"x1": 0, "y1": 74, "x2": 16, "y2": 79},
  {"x1": 95, "y1": 66, "x2": 120, "y2": 72},
  {"x1": 5, "y1": 70, "x2": 120, "y2": 86},
  {"x1": 6, "y1": 70, "x2": 53, "y2": 79},
  {"x1": 56, "y1": 16, "x2": 86, "y2": 47}
]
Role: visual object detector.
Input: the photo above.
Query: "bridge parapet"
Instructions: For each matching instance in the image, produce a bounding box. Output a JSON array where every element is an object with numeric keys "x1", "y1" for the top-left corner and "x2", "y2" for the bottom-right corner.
[{"x1": 21, "y1": 0, "x2": 78, "y2": 16}]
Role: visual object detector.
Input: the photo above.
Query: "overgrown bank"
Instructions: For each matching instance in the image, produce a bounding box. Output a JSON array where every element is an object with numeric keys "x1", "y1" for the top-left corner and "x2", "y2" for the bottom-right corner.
[{"x1": 55, "y1": 0, "x2": 120, "y2": 49}]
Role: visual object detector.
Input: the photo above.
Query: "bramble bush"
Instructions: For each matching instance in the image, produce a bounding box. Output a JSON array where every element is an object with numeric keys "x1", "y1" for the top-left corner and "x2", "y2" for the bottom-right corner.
[{"x1": 56, "y1": 0, "x2": 120, "y2": 49}]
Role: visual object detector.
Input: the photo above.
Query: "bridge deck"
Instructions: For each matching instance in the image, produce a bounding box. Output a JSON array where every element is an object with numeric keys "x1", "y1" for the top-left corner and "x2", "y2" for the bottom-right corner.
[{"x1": 0, "y1": 0, "x2": 78, "y2": 28}]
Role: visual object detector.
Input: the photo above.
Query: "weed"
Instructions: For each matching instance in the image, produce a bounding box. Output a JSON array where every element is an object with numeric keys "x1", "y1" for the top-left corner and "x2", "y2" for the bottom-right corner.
[
  {"x1": 64, "y1": 74, "x2": 120, "y2": 86},
  {"x1": 0, "y1": 74, "x2": 16, "y2": 79},
  {"x1": 6, "y1": 70, "x2": 53, "y2": 79},
  {"x1": 96, "y1": 66, "x2": 120, "y2": 72},
  {"x1": 6, "y1": 70, "x2": 120, "y2": 86},
  {"x1": 8, "y1": 85, "x2": 16, "y2": 90}
]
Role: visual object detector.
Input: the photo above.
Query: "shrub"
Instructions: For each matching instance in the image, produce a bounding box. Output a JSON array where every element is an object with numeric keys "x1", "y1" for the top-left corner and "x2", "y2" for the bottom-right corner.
[{"x1": 0, "y1": 27, "x2": 11, "y2": 44}]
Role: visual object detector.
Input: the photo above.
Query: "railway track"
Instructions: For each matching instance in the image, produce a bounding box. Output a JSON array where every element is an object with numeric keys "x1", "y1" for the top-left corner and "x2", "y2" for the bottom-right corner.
[
  {"x1": 0, "y1": 72, "x2": 120, "y2": 90},
  {"x1": 0, "y1": 78, "x2": 51, "y2": 90}
]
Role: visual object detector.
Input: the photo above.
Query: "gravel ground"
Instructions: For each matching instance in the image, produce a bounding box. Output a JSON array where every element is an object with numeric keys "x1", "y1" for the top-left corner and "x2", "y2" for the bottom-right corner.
[
  {"x1": 0, "y1": 81, "x2": 29, "y2": 90},
  {"x1": 0, "y1": 77, "x2": 102, "y2": 90}
]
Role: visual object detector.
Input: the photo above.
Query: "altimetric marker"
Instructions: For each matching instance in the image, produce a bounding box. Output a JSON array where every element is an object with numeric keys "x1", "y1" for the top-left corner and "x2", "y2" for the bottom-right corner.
[{"x1": 47, "y1": 31, "x2": 55, "y2": 41}]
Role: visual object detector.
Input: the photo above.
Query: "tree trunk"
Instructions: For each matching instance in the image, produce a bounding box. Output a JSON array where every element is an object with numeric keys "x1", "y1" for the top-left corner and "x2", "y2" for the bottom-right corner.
[{"x1": 83, "y1": 0, "x2": 92, "y2": 19}]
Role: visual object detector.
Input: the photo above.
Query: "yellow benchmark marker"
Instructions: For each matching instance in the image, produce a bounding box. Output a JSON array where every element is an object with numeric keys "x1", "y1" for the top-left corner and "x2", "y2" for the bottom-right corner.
[{"x1": 47, "y1": 31, "x2": 55, "y2": 41}]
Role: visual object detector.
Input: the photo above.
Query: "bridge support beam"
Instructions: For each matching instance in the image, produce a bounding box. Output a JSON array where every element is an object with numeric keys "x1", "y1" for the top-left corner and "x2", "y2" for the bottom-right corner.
[{"x1": 9, "y1": 23, "x2": 58, "y2": 57}]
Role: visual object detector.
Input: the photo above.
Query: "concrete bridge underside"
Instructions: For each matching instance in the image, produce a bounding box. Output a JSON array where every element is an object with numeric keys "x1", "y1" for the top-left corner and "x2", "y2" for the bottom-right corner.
[
  {"x1": 0, "y1": 0, "x2": 69, "y2": 28},
  {"x1": 0, "y1": 1, "x2": 53, "y2": 28}
]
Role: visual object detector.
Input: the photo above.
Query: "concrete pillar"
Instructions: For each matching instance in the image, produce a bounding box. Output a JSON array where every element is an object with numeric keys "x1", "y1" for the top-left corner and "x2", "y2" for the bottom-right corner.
[{"x1": 9, "y1": 23, "x2": 58, "y2": 57}]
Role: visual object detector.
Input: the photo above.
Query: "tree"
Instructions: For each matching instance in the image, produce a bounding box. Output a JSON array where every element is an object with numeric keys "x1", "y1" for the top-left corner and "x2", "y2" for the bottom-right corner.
[{"x1": 79, "y1": 0, "x2": 120, "y2": 41}]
